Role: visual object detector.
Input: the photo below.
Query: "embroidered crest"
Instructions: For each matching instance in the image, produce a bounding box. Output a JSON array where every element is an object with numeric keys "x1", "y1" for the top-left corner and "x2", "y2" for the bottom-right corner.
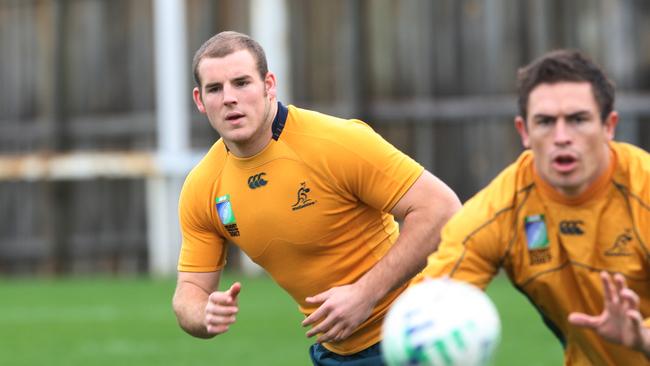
[{"x1": 291, "y1": 182, "x2": 316, "y2": 211}]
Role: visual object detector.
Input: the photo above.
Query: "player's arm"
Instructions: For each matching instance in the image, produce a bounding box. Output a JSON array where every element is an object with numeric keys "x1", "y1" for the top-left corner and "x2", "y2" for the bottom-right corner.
[
  {"x1": 360, "y1": 170, "x2": 461, "y2": 300},
  {"x1": 568, "y1": 271, "x2": 650, "y2": 358},
  {"x1": 302, "y1": 170, "x2": 461, "y2": 342},
  {"x1": 172, "y1": 270, "x2": 241, "y2": 339}
]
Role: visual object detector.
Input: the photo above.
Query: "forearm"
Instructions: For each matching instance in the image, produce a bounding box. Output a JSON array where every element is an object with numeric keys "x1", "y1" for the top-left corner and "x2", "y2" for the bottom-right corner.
[{"x1": 172, "y1": 283, "x2": 214, "y2": 339}]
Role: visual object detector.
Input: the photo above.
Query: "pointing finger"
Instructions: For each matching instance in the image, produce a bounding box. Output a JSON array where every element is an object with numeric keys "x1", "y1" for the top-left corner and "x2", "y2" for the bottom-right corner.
[
  {"x1": 600, "y1": 271, "x2": 618, "y2": 307},
  {"x1": 227, "y1": 282, "x2": 242, "y2": 301}
]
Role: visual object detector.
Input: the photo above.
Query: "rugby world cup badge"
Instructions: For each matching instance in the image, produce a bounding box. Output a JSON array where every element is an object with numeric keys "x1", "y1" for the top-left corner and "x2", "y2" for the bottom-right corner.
[
  {"x1": 216, "y1": 194, "x2": 240, "y2": 237},
  {"x1": 524, "y1": 214, "x2": 551, "y2": 264}
]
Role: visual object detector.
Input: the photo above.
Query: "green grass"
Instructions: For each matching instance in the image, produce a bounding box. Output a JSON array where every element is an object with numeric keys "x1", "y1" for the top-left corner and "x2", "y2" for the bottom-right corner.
[
  {"x1": 486, "y1": 275, "x2": 564, "y2": 365},
  {"x1": 0, "y1": 273, "x2": 562, "y2": 365}
]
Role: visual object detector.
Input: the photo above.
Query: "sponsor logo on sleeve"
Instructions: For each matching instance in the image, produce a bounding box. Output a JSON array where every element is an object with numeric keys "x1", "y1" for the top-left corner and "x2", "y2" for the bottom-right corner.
[{"x1": 216, "y1": 194, "x2": 240, "y2": 237}]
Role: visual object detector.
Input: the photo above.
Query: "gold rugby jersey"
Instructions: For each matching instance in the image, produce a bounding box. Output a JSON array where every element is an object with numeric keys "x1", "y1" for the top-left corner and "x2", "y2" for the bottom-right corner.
[
  {"x1": 422, "y1": 141, "x2": 650, "y2": 365},
  {"x1": 178, "y1": 103, "x2": 424, "y2": 355}
]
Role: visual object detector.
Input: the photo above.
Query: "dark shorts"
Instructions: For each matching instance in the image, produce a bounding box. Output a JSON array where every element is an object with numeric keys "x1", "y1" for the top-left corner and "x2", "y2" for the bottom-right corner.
[{"x1": 309, "y1": 342, "x2": 385, "y2": 366}]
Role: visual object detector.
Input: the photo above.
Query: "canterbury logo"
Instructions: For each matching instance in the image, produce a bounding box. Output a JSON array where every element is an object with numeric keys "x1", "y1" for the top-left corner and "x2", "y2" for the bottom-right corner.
[
  {"x1": 291, "y1": 182, "x2": 316, "y2": 211},
  {"x1": 559, "y1": 220, "x2": 584, "y2": 235},
  {"x1": 247, "y1": 173, "x2": 268, "y2": 189}
]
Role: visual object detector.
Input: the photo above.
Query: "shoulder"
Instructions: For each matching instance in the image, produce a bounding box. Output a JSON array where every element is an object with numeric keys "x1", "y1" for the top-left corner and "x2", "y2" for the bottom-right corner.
[
  {"x1": 283, "y1": 105, "x2": 413, "y2": 170},
  {"x1": 281, "y1": 105, "x2": 422, "y2": 206},
  {"x1": 611, "y1": 141, "x2": 650, "y2": 200},
  {"x1": 284, "y1": 105, "x2": 383, "y2": 147},
  {"x1": 181, "y1": 140, "x2": 227, "y2": 201},
  {"x1": 447, "y1": 151, "x2": 534, "y2": 236},
  {"x1": 612, "y1": 141, "x2": 650, "y2": 176},
  {"x1": 465, "y1": 150, "x2": 534, "y2": 213}
]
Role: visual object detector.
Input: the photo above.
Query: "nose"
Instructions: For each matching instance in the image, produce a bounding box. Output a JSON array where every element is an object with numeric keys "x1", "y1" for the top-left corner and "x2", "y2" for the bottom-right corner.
[
  {"x1": 222, "y1": 84, "x2": 237, "y2": 105},
  {"x1": 553, "y1": 119, "x2": 572, "y2": 146}
]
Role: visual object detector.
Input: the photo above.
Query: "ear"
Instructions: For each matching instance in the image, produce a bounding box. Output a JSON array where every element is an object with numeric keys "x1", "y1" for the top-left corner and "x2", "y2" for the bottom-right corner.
[
  {"x1": 603, "y1": 111, "x2": 618, "y2": 141},
  {"x1": 192, "y1": 87, "x2": 206, "y2": 114},
  {"x1": 264, "y1": 72, "x2": 277, "y2": 100},
  {"x1": 515, "y1": 116, "x2": 530, "y2": 148}
]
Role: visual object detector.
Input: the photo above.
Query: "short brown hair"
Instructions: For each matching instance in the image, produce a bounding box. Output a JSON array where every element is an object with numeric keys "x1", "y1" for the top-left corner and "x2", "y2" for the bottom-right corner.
[
  {"x1": 192, "y1": 31, "x2": 268, "y2": 88},
  {"x1": 517, "y1": 49, "x2": 615, "y2": 122}
]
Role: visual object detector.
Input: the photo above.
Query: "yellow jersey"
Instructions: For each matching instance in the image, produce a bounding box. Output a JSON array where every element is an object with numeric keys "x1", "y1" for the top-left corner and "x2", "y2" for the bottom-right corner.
[
  {"x1": 422, "y1": 141, "x2": 650, "y2": 365},
  {"x1": 178, "y1": 103, "x2": 424, "y2": 355}
]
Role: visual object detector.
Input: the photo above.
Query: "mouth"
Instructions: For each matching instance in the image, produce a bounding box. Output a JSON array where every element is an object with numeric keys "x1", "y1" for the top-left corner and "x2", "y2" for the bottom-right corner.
[
  {"x1": 551, "y1": 153, "x2": 578, "y2": 173},
  {"x1": 225, "y1": 112, "x2": 245, "y2": 123}
]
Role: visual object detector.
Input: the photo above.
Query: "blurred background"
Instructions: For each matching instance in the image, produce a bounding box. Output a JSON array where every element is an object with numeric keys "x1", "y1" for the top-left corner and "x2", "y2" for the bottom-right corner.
[
  {"x1": 0, "y1": 0, "x2": 649, "y2": 364},
  {"x1": 1, "y1": 0, "x2": 650, "y2": 277}
]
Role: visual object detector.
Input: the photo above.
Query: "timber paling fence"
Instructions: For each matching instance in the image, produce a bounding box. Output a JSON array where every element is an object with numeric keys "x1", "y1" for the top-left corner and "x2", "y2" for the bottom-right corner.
[{"x1": 1, "y1": 0, "x2": 649, "y2": 274}]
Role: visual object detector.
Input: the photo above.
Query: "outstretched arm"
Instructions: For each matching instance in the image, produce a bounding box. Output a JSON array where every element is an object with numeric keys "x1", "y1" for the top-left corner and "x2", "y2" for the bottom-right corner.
[
  {"x1": 173, "y1": 270, "x2": 241, "y2": 339},
  {"x1": 568, "y1": 271, "x2": 650, "y2": 358},
  {"x1": 302, "y1": 170, "x2": 461, "y2": 343}
]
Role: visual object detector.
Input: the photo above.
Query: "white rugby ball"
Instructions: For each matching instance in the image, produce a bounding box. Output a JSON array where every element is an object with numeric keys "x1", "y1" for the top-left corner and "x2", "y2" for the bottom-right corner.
[{"x1": 382, "y1": 278, "x2": 501, "y2": 366}]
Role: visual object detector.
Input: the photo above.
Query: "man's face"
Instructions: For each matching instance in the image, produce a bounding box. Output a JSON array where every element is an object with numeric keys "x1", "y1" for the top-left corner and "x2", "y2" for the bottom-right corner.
[
  {"x1": 515, "y1": 82, "x2": 618, "y2": 196},
  {"x1": 193, "y1": 49, "x2": 276, "y2": 156}
]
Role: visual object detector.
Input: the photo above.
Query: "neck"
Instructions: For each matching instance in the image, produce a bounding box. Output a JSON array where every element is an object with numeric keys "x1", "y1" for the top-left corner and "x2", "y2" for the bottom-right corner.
[
  {"x1": 559, "y1": 145, "x2": 612, "y2": 197},
  {"x1": 534, "y1": 145, "x2": 614, "y2": 205},
  {"x1": 226, "y1": 99, "x2": 278, "y2": 158}
]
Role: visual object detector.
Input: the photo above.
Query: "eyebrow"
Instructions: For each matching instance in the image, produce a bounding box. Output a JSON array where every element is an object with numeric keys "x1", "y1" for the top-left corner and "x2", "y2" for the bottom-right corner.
[
  {"x1": 531, "y1": 114, "x2": 555, "y2": 123},
  {"x1": 566, "y1": 110, "x2": 592, "y2": 119},
  {"x1": 532, "y1": 110, "x2": 592, "y2": 120},
  {"x1": 232, "y1": 75, "x2": 252, "y2": 83},
  {"x1": 203, "y1": 75, "x2": 253, "y2": 90},
  {"x1": 203, "y1": 81, "x2": 222, "y2": 90}
]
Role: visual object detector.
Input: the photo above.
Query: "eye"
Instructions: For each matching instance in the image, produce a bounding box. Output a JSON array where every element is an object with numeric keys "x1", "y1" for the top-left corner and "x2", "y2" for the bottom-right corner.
[
  {"x1": 206, "y1": 85, "x2": 222, "y2": 93},
  {"x1": 568, "y1": 115, "x2": 587, "y2": 124},
  {"x1": 535, "y1": 116, "x2": 554, "y2": 126},
  {"x1": 234, "y1": 79, "x2": 250, "y2": 87}
]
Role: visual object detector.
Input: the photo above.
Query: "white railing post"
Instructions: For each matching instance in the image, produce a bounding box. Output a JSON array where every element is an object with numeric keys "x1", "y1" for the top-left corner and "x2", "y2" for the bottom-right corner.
[{"x1": 150, "y1": 0, "x2": 190, "y2": 276}]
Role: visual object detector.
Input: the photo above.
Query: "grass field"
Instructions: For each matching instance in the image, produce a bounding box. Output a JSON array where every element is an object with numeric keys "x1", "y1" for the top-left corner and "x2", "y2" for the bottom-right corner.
[{"x1": 0, "y1": 272, "x2": 563, "y2": 365}]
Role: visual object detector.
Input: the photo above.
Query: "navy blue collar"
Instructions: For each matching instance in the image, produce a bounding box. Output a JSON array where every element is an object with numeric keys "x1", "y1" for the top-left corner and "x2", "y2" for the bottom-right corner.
[{"x1": 271, "y1": 101, "x2": 288, "y2": 141}]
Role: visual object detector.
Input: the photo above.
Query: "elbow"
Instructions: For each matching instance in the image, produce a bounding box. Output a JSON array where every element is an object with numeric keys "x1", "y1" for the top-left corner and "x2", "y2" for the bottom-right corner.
[
  {"x1": 186, "y1": 329, "x2": 217, "y2": 340},
  {"x1": 445, "y1": 194, "x2": 462, "y2": 222},
  {"x1": 438, "y1": 187, "x2": 462, "y2": 224},
  {"x1": 428, "y1": 189, "x2": 461, "y2": 251},
  {"x1": 172, "y1": 292, "x2": 216, "y2": 340}
]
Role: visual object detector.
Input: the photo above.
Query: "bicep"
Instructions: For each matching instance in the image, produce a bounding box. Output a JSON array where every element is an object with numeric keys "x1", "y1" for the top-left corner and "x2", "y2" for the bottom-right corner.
[{"x1": 390, "y1": 170, "x2": 460, "y2": 221}]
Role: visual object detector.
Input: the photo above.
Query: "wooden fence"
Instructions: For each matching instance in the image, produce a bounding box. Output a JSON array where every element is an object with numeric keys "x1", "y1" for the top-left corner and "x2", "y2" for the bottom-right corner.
[{"x1": 1, "y1": 0, "x2": 649, "y2": 274}]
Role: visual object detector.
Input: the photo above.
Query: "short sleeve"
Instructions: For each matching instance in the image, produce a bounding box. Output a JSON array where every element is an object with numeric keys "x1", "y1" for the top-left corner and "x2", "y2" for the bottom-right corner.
[
  {"x1": 177, "y1": 174, "x2": 227, "y2": 272},
  {"x1": 327, "y1": 119, "x2": 424, "y2": 212}
]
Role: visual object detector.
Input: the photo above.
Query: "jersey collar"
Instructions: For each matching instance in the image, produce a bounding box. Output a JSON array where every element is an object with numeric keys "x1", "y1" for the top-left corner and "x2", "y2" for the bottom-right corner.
[{"x1": 271, "y1": 101, "x2": 288, "y2": 141}]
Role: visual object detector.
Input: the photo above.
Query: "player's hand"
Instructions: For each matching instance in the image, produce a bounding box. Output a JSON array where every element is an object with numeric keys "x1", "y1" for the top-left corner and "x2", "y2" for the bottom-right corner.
[
  {"x1": 568, "y1": 271, "x2": 649, "y2": 354},
  {"x1": 302, "y1": 284, "x2": 376, "y2": 343},
  {"x1": 204, "y1": 282, "x2": 241, "y2": 335}
]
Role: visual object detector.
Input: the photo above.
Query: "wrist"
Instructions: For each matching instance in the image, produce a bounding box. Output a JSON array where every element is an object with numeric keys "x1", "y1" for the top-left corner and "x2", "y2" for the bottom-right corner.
[{"x1": 354, "y1": 277, "x2": 384, "y2": 306}]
